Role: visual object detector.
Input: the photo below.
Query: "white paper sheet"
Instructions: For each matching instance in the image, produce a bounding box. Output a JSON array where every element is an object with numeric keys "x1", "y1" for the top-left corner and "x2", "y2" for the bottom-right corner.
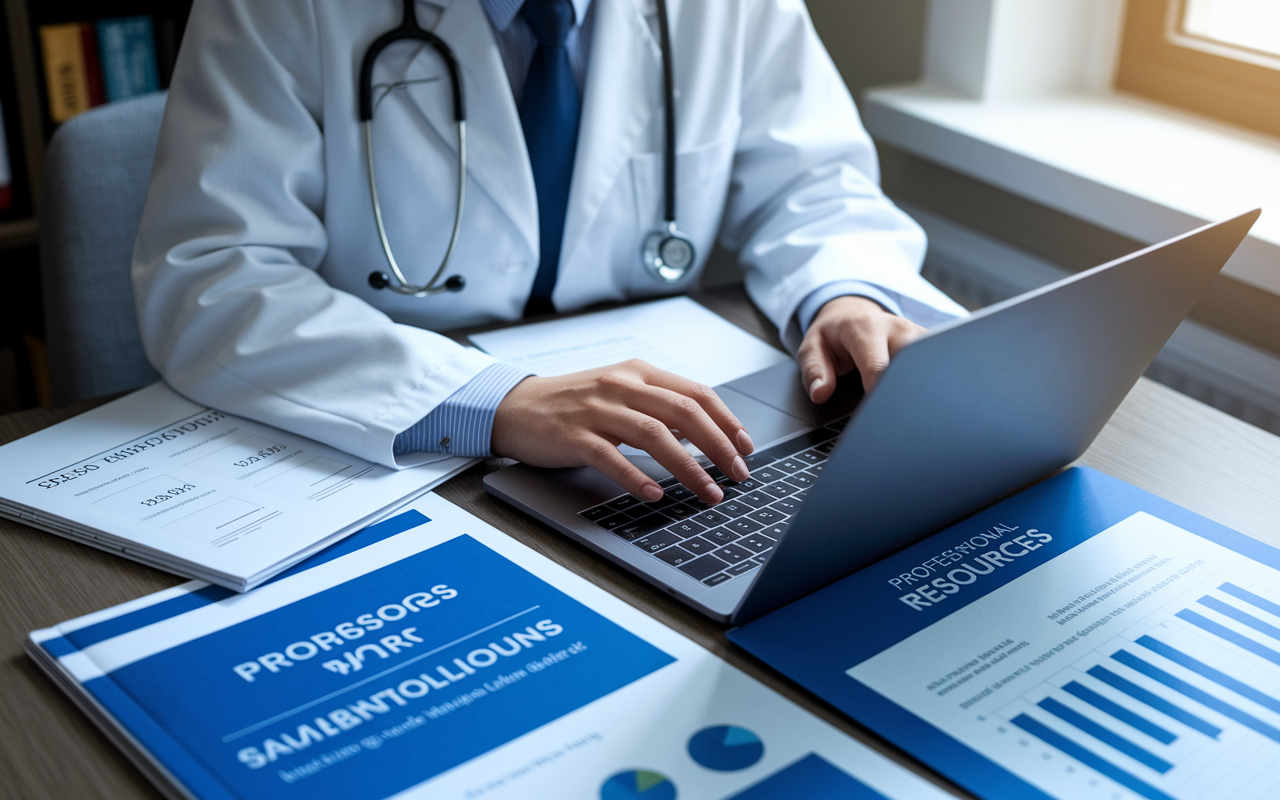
[
  {"x1": 0, "y1": 382, "x2": 472, "y2": 590},
  {"x1": 469, "y1": 297, "x2": 789, "y2": 386}
]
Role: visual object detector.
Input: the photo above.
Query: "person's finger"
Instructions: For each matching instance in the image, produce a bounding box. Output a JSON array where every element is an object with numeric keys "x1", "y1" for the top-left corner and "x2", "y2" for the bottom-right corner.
[
  {"x1": 797, "y1": 331, "x2": 839, "y2": 403},
  {"x1": 836, "y1": 318, "x2": 892, "y2": 393},
  {"x1": 627, "y1": 362, "x2": 753, "y2": 455},
  {"x1": 886, "y1": 319, "x2": 927, "y2": 357},
  {"x1": 576, "y1": 434, "x2": 666, "y2": 503},
  {"x1": 627, "y1": 385, "x2": 749, "y2": 483},
  {"x1": 609, "y1": 410, "x2": 725, "y2": 504}
]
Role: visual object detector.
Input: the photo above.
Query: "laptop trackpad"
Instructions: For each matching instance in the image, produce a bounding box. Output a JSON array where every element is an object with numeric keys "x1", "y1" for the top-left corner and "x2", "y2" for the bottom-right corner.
[{"x1": 721, "y1": 359, "x2": 863, "y2": 427}]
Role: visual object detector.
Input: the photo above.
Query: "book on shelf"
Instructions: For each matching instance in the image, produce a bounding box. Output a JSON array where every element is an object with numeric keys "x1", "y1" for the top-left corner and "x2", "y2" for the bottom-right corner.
[
  {"x1": 38, "y1": 15, "x2": 161, "y2": 125},
  {"x1": 97, "y1": 16, "x2": 160, "y2": 103}
]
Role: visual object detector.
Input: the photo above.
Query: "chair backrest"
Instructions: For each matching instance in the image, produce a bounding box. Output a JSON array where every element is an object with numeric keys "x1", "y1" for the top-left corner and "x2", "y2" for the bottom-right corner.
[{"x1": 41, "y1": 91, "x2": 166, "y2": 405}]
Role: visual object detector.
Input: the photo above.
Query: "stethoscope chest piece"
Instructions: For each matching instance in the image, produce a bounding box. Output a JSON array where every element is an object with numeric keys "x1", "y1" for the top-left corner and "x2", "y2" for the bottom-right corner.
[{"x1": 643, "y1": 222, "x2": 697, "y2": 283}]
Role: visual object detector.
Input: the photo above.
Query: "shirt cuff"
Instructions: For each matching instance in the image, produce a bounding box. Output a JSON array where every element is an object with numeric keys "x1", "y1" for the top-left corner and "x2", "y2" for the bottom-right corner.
[
  {"x1": 393, "y1": 362, "x2": 534, "y2": 458},
  {"x1": 794, "y1": 280, "x2": 907, "y2": 336}
]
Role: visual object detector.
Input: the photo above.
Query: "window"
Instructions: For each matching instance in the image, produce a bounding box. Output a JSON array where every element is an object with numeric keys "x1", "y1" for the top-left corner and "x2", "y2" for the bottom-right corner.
[{"x1": 1116, "y1": 0, "x2": 1280, "y2": 137}]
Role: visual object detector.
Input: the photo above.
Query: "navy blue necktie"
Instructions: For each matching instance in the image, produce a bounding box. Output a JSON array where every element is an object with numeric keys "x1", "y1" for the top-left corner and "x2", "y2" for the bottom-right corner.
[{"x1": 520, "y1": 0, "x2": 581, "y2": 317}]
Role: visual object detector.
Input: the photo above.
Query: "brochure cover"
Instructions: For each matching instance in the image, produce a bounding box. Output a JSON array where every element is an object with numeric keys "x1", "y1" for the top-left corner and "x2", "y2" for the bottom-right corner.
[
  {"x1": 28, "y1": 494, "x2": 955, "y2": 800},
  {"x1": 730, "y1": 466, "x2": 1280, "y2": 800}
]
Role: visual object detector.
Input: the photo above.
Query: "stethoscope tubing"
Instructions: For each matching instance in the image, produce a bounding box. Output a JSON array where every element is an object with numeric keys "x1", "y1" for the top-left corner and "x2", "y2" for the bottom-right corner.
[{"x1": 363, "y1": 0, "x2": 693, "y2": 297}]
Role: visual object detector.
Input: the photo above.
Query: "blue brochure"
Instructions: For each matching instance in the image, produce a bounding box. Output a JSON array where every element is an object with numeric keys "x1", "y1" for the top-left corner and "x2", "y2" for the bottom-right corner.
[
  {"x1": 730, "y1": 467, "x2": 1280, "y2": 800},
  {"x1": 30, "y1": 494, "x2": 955, "y2": 800}
]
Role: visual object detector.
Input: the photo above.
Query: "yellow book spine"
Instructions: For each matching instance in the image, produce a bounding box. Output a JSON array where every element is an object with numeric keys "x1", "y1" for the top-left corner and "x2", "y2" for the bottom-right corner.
[{"x1": 39, "y1": 23, "x2": 91, "y2": 123}]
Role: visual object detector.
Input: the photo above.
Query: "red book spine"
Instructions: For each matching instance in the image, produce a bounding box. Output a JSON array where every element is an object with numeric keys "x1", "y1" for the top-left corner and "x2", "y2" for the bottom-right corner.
[{"x1": 80, "y1": 22, "x2": 106, "y2": 107}]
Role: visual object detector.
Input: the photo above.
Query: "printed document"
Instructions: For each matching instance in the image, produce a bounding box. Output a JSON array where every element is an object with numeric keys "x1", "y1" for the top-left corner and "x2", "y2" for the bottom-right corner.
[
  {"x1": 469, "y1": 296, "x2": 789, "y2": 386},
  {"x1": 0, "y1": 382, "x2": 472, "y2": 590},
  {"x1": 28, "y1": 495, "x2": 954, "y2": 800},
  {"x1": 732, "y1": 467, "x2": 1280, "y2": 800}
]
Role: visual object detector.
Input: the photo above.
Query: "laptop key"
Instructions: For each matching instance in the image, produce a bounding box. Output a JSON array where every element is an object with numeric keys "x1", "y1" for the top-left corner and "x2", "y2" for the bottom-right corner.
[
  {"x1": 693, "y1": 510, "x2": 731, "y2": 527},
  {"x1": 655, "y1": 545, "x2": 698, "y2": 567},
  {"x1": 633, "y1": 529, "x2": 683, "y2": 553},
  {"x1": 679, "y1": 554, "x2": 729, "y2": 581},
  {"x1": 734, "y1": 491, "x2": 771, "y2": 509},
  {"x1": 815, "y1": 440, "x2": 837, "y2": 454},
  {"x1": 605, "y1": 495, "x2": 644, "y2": 513},
  {"x1": 594, "y1": 514, "x2": 630, "y2": 531},
  {"x1": 716, "y1": 543, "x2": 753, "y2": 563},
  {"x1": 681, "y1": 536, "x2": 720, "y2": 555},
  {"x1": 725, "y1": 517, "x2": 764, "y2": 535},
  {"x1": 782, "y1": 472, "x2": 816, "y2": 490},
  {"x1": 806, "y1": 462, "x2": 825, "y2": 474},
  {"x1": 795, "y1": 449, "x2": 825, "y2": 464},
  {"x1": 717, "y1": 500, "x2": 753, "y2": 518},
  {"x1": 663, "y1": 503, "x2": 697, "y2": 520},
  {"x1": 702, "y1": 526, "x2": 741, "y2": 544},
  {"x1": 580, "y1": 505, "x2": 614, "y2": 521},
  {"x1": 663, "y1": 484, "x2": 695, "y2": 502},
  {"x1": 613, "y1": 514, "x2": 669, "y2": 541},
  {"x1": 738, "y1": 533, "x2": 777, "y2": 553},
  {"x1": 752, "y1": 466, "x2": 784, "y2": 483},
  {"x1": 774, "y1": 458, "x2": 806, "y2": 474},
  {"x1": 755, "y1": 483, "x2": 792, "y2": 500},
  {"x1": 726, "y1": 560, "x2": 759, "y2": 576},
  {"x1": 749, "y1": 507, "x2": 786, "y2": 525},
  {"x1": 759, "y1": 524, "x2": 789, "y2": 539},
  {"x1": 769, "y1": 497, "x2": 802, "y2": 515},
  {"x1": 727, "y1": 477, "x2": 765, "y2": 492},
  {"x1": 702, "y1": 572, "x2": 732, "y2": 587},
  {"x1": 665, "y1": 520, "x2": 708, "y2": 538}
]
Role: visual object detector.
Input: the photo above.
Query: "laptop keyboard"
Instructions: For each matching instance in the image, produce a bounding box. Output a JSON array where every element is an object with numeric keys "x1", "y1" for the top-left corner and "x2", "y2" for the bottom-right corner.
[{"x1": 577, "y1": 418, "x2": 849, "y2": 589}]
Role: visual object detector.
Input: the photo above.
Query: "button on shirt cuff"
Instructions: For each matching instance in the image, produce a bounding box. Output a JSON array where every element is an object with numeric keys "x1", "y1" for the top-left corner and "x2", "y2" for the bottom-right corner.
[
  {"x1": 795, "y1": 280, "x2": 906, "y2": 336},
  {"x1": 393, "y1": 362, "x2": 534, "y2": 458}
]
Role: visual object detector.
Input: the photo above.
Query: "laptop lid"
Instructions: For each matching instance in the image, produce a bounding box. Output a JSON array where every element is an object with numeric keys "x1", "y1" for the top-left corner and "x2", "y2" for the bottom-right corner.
[{"x1": 730, "y1": 210, "x2": 1261, "y2": 623}]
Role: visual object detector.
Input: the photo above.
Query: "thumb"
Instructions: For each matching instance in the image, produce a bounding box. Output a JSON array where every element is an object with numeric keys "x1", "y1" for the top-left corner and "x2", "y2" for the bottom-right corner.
[{"x1": 797, "y1": 335, "x2": 836, "y2": 404}]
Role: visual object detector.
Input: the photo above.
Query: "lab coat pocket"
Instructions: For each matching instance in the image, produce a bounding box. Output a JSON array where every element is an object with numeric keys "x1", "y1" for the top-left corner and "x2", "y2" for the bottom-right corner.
[{"x1": 627, "y1": 119, "x2": 741, "y2": 295}]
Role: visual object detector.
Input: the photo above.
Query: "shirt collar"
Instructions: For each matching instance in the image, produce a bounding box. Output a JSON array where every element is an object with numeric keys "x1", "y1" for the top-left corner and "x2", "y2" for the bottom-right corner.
[{"x1": 480, "y1": 0, "x2": 592, "y2": 33}]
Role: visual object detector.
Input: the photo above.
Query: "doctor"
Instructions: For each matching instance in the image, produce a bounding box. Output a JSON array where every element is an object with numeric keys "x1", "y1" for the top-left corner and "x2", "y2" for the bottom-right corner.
[{"x1": 133, "y1": 0, "x2": 966, "y2": 506}]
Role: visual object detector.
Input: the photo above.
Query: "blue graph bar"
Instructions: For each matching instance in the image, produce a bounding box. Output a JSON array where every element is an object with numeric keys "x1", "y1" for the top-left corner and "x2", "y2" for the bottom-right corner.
[
  {"x1": 1087, "y1": 666, "x2": 1222, "y2": 737},
  {"x1": 1199, "y1": 595, "x2": 1280, "y2": 643},
  {"x1": 1177, "y1": 609, "x2": 1280, "y2": 667},
  {"x1": 1113, "y1": 650, "x2": 1280, "y2": 744},
  {"x1": 1221, "y1": 582, "x2": 1280, "y2": 620},
  {"x1": 1138, "y1": 635, "x2": 1280, "y2": 715},
  {"x1": 1011, "y1": 714, "x2": 1177, "y2": 800},
  {"x1": 1037, "y1": 697, "x2": 1173, "y2": 772},
  {"x1": 1062, "y1": 681, "x2": 1177, "y2": 744}
]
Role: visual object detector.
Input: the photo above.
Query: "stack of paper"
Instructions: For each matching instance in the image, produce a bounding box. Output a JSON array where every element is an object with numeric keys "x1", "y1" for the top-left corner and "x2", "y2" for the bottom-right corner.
[{"x1": 0, "y1": 382, "x2": 472, "y2": 591}]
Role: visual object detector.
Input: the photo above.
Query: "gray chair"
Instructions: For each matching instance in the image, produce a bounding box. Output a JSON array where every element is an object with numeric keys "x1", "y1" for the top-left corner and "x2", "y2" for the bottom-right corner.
[{"x1": 41, "y1": 91, "x2": 166, "y2": 405}]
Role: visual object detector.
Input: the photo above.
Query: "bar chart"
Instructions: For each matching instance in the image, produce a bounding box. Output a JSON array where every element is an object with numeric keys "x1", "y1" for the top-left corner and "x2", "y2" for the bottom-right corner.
[{"x1": 994, "y1": 576, "x2": 1280, "y2": 799}]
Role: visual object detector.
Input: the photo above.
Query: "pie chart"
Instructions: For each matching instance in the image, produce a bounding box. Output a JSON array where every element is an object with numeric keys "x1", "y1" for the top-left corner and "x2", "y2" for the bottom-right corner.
[
  {"x1": 687, "y1": 725, "x2": 765, "y2": 771},
  {"x1": 599, "y1": 770, "x2": 677, "y2": 800}
]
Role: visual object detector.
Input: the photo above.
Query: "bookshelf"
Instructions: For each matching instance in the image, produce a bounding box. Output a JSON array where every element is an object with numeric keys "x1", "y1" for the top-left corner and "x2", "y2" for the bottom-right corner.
[{"x1": 0, "y1": 0, "x2": 191, "y2": 411}]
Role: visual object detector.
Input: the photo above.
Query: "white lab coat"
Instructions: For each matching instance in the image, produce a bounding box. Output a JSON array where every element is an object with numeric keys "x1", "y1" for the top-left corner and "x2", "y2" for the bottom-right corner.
[{"x1": 132, "y1": 0, "x2": 966, "y2": 469}]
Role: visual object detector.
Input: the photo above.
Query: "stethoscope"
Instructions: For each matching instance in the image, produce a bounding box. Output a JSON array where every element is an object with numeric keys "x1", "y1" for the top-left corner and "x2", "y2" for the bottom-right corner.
[{"x1": 362, "y1": 0, "x2": 696, "y2": 297}]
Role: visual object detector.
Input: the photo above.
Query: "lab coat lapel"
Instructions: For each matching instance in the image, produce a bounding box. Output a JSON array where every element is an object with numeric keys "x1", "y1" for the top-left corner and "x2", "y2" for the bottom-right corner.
[
  {"x1": 400, "y1": 0, "x2": 538, "y2": 261},
  {"x1": 556, "y1": 0, "x2": 662, "y2": 299}
]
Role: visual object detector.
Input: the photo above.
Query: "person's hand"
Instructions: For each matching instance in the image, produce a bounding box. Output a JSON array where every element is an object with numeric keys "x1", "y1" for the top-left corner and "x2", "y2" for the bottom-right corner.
[
  {"x1": 491, "y1": 360, "x2": 754, "y2": 505},
  {"x1": 798, "y1": 295, "x2": 926, "y2": 401}
]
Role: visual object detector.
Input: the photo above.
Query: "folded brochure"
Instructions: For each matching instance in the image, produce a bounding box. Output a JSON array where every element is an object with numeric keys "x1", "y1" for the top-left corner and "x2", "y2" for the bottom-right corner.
[
  {"x1": 27, "y1": 493, "x2": 954, "y2": 800},
  {"x1": 730, "y1": 466, "x2": 1280, "y2": 800}
]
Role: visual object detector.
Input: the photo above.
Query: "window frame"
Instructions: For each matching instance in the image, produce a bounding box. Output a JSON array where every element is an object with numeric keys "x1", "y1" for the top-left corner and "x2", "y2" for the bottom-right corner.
[{"x1": 1115, "y1": 0, "x2": 1280, "y2": 138}]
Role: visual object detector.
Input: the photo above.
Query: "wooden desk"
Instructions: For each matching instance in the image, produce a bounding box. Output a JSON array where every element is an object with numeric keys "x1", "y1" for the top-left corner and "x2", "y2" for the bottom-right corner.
[{"x1": 2, "y1": 286, "x2": 1278, "y2": 799}]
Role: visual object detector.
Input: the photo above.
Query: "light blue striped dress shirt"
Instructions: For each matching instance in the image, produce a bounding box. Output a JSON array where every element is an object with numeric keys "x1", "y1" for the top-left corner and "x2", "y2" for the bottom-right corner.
[{"x1": 394, "y1": 0, "x2": 906, "y2": 459}]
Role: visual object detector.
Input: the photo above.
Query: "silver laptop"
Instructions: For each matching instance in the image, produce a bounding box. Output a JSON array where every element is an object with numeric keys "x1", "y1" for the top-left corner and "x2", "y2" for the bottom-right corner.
[{"x1": 484, "y1": 211, "x2": 1260, "y2": 624}]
